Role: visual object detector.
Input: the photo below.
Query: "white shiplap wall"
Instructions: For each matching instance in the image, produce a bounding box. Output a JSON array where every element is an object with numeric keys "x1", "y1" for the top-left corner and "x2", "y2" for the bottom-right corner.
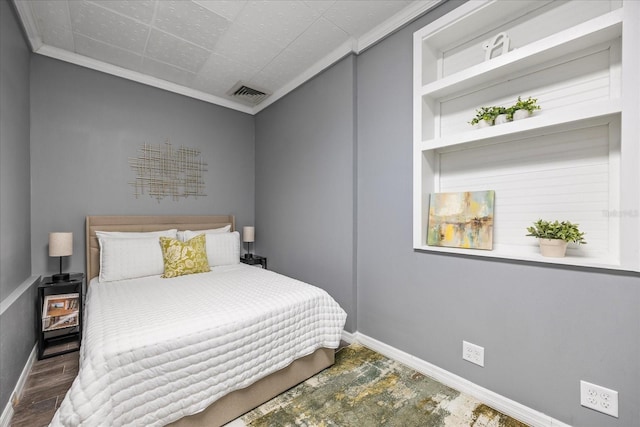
[{"x1": 438, "y1": 122, "x2": 616, "y2": 259}]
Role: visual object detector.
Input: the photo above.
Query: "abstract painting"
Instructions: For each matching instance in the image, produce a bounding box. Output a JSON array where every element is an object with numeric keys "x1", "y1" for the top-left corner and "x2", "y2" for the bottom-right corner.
[{"x1": 427, "y1": 190, "x2": 495, "y2": 250}]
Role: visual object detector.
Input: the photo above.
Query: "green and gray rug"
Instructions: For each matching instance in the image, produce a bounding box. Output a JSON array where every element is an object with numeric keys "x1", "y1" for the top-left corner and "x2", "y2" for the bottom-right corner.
[{"x1": 240, "y1": 344, "x2": 528, "y2": 427}]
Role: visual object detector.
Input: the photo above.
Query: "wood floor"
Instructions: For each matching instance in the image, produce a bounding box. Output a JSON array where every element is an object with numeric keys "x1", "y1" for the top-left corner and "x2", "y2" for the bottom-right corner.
[{"x1": 11, "y1": 351, "x2": 79, "y2": 427}]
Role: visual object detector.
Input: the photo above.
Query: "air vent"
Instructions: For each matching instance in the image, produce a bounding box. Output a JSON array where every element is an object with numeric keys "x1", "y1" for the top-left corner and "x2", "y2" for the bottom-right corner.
[{"x1": 227, "y1": 82, "x2": 271, "y2": 105}]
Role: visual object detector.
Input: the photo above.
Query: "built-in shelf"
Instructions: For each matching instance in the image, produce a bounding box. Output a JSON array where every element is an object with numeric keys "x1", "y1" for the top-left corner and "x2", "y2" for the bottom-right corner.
[
  {"x1": 420, "y1": 9, "x2": 622, "y2": 100},
  {"x1": 414, "y1": 243, "x2": 620, "y2": 271},
  {"x1": 413, "y1": 0, "x2": 640, "y2": 272},
  {"x1": 419, "y1": 99, "x2": 621, "y2": 152}
]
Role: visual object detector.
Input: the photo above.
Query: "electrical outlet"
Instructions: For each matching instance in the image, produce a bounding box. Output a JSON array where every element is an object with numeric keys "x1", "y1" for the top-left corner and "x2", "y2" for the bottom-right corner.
[
  {"x1": 580, "y1": 380, "x2": 618, "y2": 417},
  {"x1": 462, "y1": 341, "x2": 484, "y2": 367}
]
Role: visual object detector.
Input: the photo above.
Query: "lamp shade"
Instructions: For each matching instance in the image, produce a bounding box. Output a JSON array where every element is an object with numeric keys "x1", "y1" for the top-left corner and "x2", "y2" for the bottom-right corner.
[
  {"x1": 49, "y1": 232, "x2": 73, "y2": 257},
  {"x1": 243, "y1": 226, "x2": 255, "y2": 243}
]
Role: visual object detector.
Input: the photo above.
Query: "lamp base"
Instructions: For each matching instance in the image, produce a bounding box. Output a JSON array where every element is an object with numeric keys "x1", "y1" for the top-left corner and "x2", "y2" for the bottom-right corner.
[
  {"x1": 51, "y1": 273, "x2": 70, "y2": 282},
  {"x1": 244, "y1": 253, "x2": 254, "y2": 260}
]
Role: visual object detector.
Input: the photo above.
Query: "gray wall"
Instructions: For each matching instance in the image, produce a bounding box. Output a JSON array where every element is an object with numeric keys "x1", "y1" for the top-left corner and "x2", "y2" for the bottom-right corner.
[
  {"x1": 1, "y1": 0, "x2": 31, "y2": 299},
  {"x1": 256, "y1": 1, "x2": 640, "y2": 426},
  {"x1": 0, "y1": 0, "x2": 38, "y2": 411},
  {"x1": 356, "y1": 2, "x2": 639, "y2": 427},
  {"x1": 30, "y1": 56, "x2": 255, "y2": 276},
  {"x1": 255, "y1": 56, "x2": 357, "y2": 332}
]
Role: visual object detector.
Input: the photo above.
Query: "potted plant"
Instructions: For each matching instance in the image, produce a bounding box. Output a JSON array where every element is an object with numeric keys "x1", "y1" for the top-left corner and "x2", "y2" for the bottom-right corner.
[
  {"x1": 470, "y1": 106, "x2": 502, "y2": 128},
  {"x1": 510, "y1": 96, "x2": 541, "y2": 120},
  {"x1": 493, "y1": 106, "x2": 509, "y2": 125},
  {"x1": 526, "y1": 219, "x2": 586, "y2": 257}
]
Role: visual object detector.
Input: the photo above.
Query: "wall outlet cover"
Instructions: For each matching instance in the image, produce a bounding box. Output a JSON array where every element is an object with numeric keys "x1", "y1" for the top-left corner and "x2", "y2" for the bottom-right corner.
[
  {"x1": 462, "y1": 340, "x2": 484, "y2": 367},
  {"x1": 580, "y1": 380, "x2": 618, "y2": 418}
]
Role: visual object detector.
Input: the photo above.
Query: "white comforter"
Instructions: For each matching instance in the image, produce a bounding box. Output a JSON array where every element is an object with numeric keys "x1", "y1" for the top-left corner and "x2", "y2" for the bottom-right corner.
[{"x1": 50, "y1": 264, "x2": 347, "y2": 426}]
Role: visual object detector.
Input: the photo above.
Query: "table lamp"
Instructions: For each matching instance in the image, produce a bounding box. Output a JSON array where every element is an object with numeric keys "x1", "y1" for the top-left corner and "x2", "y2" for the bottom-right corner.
[
  {"x1": 243, "y1": 226, "x2": 254, "y2": 259},
  {"x1": 49, "y1": 232, "x2": 72, "y2": 282}
]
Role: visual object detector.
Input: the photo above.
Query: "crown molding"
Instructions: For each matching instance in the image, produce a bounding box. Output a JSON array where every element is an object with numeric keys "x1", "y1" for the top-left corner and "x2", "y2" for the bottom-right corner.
[
  {"x1": 35, "y1": 45, "x2": 254, "y2": 114},
  {"x1": 252, "y1": 39, "x2": 356, "y2": 114},
  {"x1": 254, "y1": 0, "x2": 445, "y2": 114},
  {"x1": 12, "y1": 0, "x2": 42, "y2": 51},
  {"x1": 355, "y1": 0, "x2": 444, "y2": 53},
  {"x1": 15, "y1": 0, "x2": 445, "y2": 115}
]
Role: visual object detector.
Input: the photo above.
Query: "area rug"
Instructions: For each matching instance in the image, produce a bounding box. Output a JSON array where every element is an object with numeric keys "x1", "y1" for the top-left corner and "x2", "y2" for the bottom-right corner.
[{"x1": 241, "y1": 344, "x2": 529, "y2": 426}]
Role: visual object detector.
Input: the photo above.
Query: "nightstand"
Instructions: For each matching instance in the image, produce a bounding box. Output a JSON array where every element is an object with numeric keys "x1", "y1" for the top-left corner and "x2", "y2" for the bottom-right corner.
[
  {"x1": 37, "y1": 273, "x2": 84, "y2": 359},
  {"x1": 240, "y1": 255, "x2": 267, "y2": 269}
]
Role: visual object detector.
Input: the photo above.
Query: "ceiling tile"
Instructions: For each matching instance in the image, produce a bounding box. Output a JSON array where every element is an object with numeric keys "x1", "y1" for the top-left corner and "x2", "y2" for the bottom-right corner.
[
  {"x1": 153, "y1": 0, "x2": 230, "y2": 51},
  {"x1": 68, "y1": 0, "x2": 150, "y2": 54},
  {"x1": 233, "y1": 0, "x2": 319, "y2": 49},
  {"x1": 31, "y1": 0, "x2": 72, "y2": 30},
  {"x1": 20, "y1": 0, "x2": 422, "y2": 111},
  {"x1": 74, "y1": 33, "x2": 143, "y2": 71},
  {"x1": 141, "y1": 57, "x2": 197, "y2": 87},
  {"x1": 323, "y1": 0, "x2": 410, "y2": 38},
  {"x1": 266, "y1": 48, "x2": 310, "y2": 78},
  {"x1": 41, "y1": 25, "x2": 75, "y2": 51},
  {"x1": 144, "y1": 29, "x2": 211, "y2": 73},
  {"x1": 248, "y1": 68, "x2": 292, "y2": 94},
  {"x1": 88, "y1": 0, "x2": 157, "y2": 25},
  {"x1": 192, "y1": 77, "x2": 233, "y2": 99},
  {"x1": 194, "y1": 0, "x2": 248, "y2": 21},
  {"x1": 286, "y1": 17, "x2": 350, "y2": 62},
  {"x1": 214, "y1": 23, "x2": 281, "y2": 71},
  {"x1": 193, "y1": 53, "x2": 260, "y2": 96},
  {"x1": 303, "y1": 0, "x2": 336, "y2": 16}
]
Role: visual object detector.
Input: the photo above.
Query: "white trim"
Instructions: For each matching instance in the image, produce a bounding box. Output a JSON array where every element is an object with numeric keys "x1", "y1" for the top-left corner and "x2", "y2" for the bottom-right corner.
[
  {"x1": 0, "y1": 275, "x2": 39, "y2": 316},
  {"x1": 253, "y1": 40, "x2": 354, "y2": 114},
  {"x1": 11, "y1": 0, "x2": 42, "y2": 51},
  {"x1": 33, "y1": 45, "x2": 254, "y2": 114},
  {"x1": 353, "y1": 332, "x2": 572, "y2": 427},
  {"x1": 249, "y1": 0, "x2": 444, "y2": 114},
  {"x1": 0, "y1": 331, "x2": 571, "y2": 427},
  {"x1": 341, "y1": 329, "x2": 356, "y2": 344},
  {"x1": 14, "y1": 0, "x2": 446, "y2": 115},
  {"x1": 356, "y1": 0, "x2": 444, "y2": 53},
  {"x1": 0, "y1": 404, "x2": 11, "y2": 427},
  {"x1": 0, "y1": 344, "x2": 37, "y2": 427}
]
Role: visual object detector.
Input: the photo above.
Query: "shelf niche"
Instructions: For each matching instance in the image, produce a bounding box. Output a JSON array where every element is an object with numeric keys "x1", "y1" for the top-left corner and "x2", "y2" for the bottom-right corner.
[{"x1": 412, "y1": 0, "x2": 640, "y2": 271}]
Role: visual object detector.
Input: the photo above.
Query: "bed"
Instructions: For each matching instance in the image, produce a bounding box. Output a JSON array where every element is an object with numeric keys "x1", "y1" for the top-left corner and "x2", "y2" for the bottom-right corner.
[{"x1": 50, "y1": 215, "x2": 347, "y2": 427}]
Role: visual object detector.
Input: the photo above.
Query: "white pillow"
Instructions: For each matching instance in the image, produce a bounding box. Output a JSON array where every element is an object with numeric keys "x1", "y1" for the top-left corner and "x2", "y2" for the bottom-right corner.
[
  {"x1": 178, "y1": 225, "x2": 230, "y2": 242},
  {"x1": 183, "y1": 231, "x2": 240, "y2": 267},
  {"x1": 96, "y1": 229, "x2": 177, "y2": 239},
  {"x1": 98, "y1": 236, "x2": 166, "y2": 282}
]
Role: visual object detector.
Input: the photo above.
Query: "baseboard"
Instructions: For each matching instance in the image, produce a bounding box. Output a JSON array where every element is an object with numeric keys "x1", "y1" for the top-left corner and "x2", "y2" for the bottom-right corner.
[
  {"x1": 341, "y1": 329, "x2": 356, "y2": 344},
  {"x1": 0, "y1": 403, "x2": 12, "y2": 427},
  {"x1": 0, "y1": 334, "x2": 570, "y2": 427},
  {"x1": 354, "y1": 332, "x2": 571, "y2": 427},
  {"x1": 0, "y1": 343, "x2": 37, "y2": 427}
]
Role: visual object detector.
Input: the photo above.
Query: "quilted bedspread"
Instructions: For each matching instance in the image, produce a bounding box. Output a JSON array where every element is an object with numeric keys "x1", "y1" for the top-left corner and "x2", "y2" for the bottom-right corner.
[{"x1": 50, "y1": 264, "x2": 347, "y2": 426}]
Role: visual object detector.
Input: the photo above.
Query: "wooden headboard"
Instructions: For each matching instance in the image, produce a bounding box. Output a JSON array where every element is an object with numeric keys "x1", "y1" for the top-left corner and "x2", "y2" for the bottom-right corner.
[{"x1": 86, "y1": 215, "x2": 235, "y2": 282}]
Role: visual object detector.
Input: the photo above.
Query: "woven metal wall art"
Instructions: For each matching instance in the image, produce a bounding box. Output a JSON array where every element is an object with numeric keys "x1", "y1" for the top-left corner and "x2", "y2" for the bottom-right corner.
[{"x1": 129, "y1": 140, "x2": 207, "y2": 201}]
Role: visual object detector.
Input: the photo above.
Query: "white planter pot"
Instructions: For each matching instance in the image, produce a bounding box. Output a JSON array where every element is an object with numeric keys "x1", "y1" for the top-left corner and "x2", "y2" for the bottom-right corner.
[
  {"x1": 538, "y1": 238, "x2": 568, "y2": 257},
  {"x1": 477, "y1": 119, "x2": 493, "y2": 128},
  {"x1": 512, "y1": 109, "x2": 531, "y2": 121},
  {"x1": 494, "y1": 114, "x2": 509, "y2": 125}
]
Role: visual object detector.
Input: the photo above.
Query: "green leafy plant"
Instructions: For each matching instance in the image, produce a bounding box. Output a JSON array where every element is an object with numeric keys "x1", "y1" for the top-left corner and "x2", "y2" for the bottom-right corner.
[
  {"x1": 526, "y1": 219, "x2": 586, "y2": 244},
  {"x1": 469, "y1": 106, "x2": 506, "y2": 125},
  {"x1": 511, "y1": 96, "x2": 541, "y2": 114}
]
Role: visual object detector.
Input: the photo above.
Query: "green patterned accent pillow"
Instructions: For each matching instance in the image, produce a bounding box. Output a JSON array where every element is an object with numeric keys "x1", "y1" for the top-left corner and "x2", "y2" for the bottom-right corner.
[{"x1": 159, "y1": 234, "x2": 210, "y2": 278}]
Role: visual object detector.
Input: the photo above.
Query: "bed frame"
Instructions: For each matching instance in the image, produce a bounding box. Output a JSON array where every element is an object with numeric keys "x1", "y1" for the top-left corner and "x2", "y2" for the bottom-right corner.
[{"x1": 85, "y1": 215, "x2": 335, "y2": 427}]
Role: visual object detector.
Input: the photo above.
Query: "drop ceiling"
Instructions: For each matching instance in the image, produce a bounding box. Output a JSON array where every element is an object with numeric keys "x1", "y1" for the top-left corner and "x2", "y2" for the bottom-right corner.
[{"x1": 14, "y1": 0, "x2": 442, "y2": 114}]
